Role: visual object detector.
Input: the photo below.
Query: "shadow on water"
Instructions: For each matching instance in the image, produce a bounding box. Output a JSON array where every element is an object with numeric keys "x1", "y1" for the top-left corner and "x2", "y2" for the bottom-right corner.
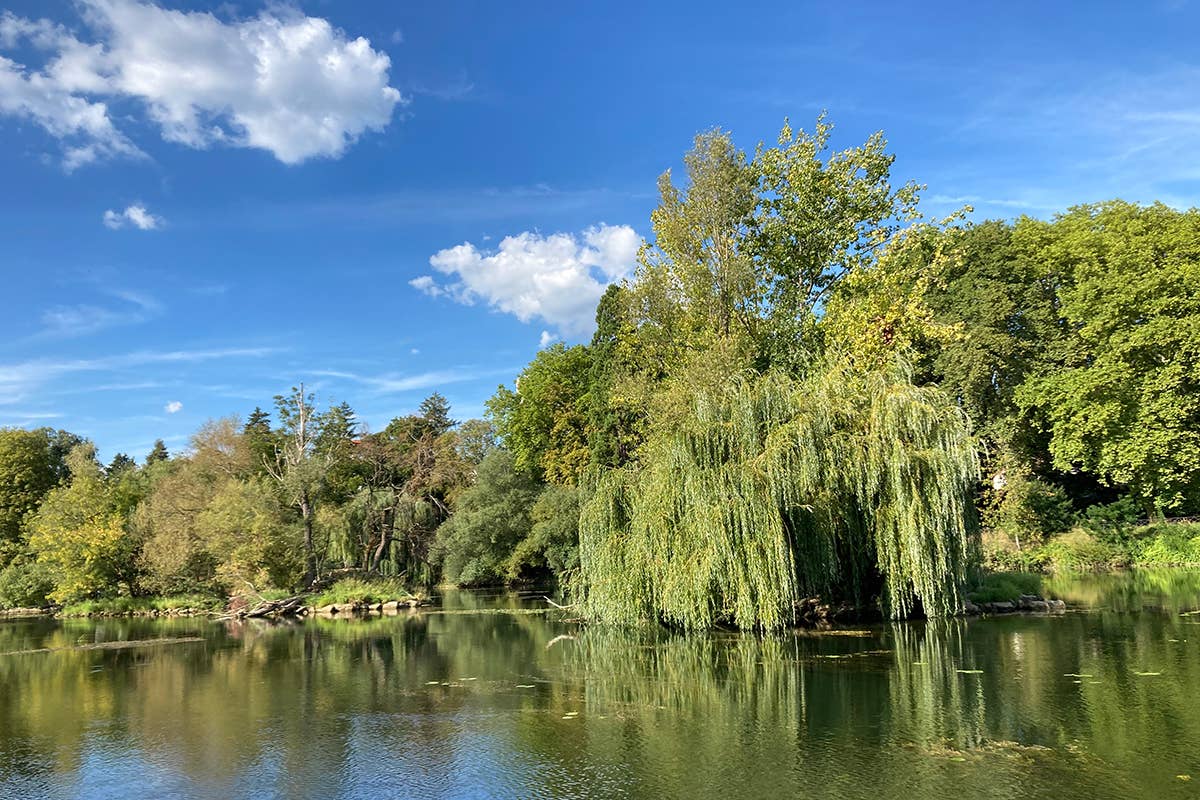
[{"x1": 1, "y1": 571, "x2": 1198, "y2": 799}]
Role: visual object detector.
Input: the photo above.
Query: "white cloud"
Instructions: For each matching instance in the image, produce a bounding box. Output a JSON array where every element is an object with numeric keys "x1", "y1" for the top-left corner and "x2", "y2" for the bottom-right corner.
[
  {"x1": 539, "y1": 330, "x2": 558, "y2": 348},
  {"x1": 164, "y1": 400, "x2": 182, "y2": 414},
  {"x1": 414, "y1": 223, "x2": 639, "y2": 338},
  {"x1": 0, "y1": 2, "x2": 403, "y2": 168},
  {"x1": 103, "y1": 203, "x2": 162, "y2": 229}
]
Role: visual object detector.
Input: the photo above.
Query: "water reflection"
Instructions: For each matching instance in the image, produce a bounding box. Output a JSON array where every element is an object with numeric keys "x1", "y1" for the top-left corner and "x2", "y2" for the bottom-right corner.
[{"x1": 1, "y1": 576, "x2": 1199, "y2": 799}]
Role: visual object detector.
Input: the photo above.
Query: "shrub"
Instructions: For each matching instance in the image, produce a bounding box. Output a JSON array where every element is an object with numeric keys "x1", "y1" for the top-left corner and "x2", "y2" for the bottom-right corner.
[
  {"x1": 967, "y1": 571, "x2": 1043, "y2": 604},
  {"x1": 984, "y1": 471, "x2": 1076, "y2": 549},
  {"x1": 1042, "y1": 529, "x2": 1128, "y2": 571},
  {"x1": 1134, "y1": 523, "x2": 1200, "y2": 566},
  {"x1": 0, "y1": 558, "x2": 55, "y2": 608},
  {"x1": 1079, "y1": 497, "x2": 1142, "y2": 546}
]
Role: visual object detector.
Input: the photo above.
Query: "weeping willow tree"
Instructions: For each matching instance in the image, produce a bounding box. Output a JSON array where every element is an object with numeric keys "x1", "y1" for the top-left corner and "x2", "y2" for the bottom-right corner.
[
  {"x1": 577, "y1": 358, "x2": 978, "y2": 630},
  {"x1": 325, "y1": 486, "x2": 442, "y2": 584}
]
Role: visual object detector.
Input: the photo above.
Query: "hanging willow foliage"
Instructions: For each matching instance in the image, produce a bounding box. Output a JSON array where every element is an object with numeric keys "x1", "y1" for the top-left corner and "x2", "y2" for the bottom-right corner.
[{"x1": 576, "y1": 359, "x2": 979, "y2": 630}]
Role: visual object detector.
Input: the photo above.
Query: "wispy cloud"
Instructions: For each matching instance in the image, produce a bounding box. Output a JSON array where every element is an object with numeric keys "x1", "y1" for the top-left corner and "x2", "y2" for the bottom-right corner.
[
  {"x1": 311, "y1": 365, "x2": 518, "y2": 396},
  {"x1": 0, "y1": 346, "x2": 280, "y2": 404},
  {"x1": 0, "y1": 409, "x2": 63, "y2": 425},
  {"x1": 237, "y1": 184, "x2": 648, "y2": 230},
  {"x1": 931, "y1": 63, "x2": 1200, "y2": 214},
  {"x1": 38, "y1": 289, "x2": 163, "y2": 338},
  {"x1": 164, "y1": 400, "x2": 182, "y2": 414}
]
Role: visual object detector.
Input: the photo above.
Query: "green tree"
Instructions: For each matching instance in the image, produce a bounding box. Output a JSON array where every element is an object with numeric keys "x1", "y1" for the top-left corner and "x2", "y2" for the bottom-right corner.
[
  {"x1": 506, "y1": 484, "x2": 581, "y2": 583},
  {"x1": 487, "y1": 344, "x2": 593, "y2": 484},
  {"x1": 106, "y1": 452, "x2": 137, "y2": 476},
  {"x1": 267, "y1": 386, "x2": 328, "y2": 586},
  {"x1": 0, "y1": 428, "x2": 66, "y2": 566},
  {"x1": 28, "y1": 444, "x2": 138, "y2": 602},
  {"x1": 242, "y1": 407, "x2": 279, "y2": 474},
  {"x1": 432, "y1": 449, "x2": 540, "y2": 586},
  {"x1": 145, "y1": 439, "x2": 170, "y2": 465},
  {"x1": 1015, "y1": 202, "x2": 1200, "y2": 514}
]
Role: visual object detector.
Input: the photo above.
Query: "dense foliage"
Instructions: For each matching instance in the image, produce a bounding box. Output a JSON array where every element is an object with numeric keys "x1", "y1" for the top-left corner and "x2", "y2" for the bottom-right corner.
[{"x1": 2, "y1": 119, "x2": 1199, "y2": 627}]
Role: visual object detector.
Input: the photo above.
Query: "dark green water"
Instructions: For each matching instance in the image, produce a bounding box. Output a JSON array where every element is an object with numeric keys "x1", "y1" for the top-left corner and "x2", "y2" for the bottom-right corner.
[{"x1": 2, "y1": 572, "x2": 1200, "y2": 800}]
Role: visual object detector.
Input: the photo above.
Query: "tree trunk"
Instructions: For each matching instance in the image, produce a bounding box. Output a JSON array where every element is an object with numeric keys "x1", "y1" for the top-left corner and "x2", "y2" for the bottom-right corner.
[
  {"x1": 370, "y1": 504, "x2": 394, "y2": 572},
  {"x1": 300, "y1": 490, "x2": 316, "y2": 587}
]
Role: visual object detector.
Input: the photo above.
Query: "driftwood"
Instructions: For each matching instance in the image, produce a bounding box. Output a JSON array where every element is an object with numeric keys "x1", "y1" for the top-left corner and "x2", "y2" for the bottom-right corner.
[
  {"x1": 543, "y1": 596, "x2": 579, "y2": 611},
  {"x1": 244, "y1": 595, "x2": 308, "y2": 618},
  {"x1": 215, "y1": 594, "x2": 310, "y2": 621}
]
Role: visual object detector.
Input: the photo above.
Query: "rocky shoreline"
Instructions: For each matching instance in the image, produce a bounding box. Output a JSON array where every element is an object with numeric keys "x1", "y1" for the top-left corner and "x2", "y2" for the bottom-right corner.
[
  {"x1": 963, "y1": 595, "x2": 1067, "y2": 615},
  {"x1": 0, "y1": 596, "x2": 431, "y2": 620}
]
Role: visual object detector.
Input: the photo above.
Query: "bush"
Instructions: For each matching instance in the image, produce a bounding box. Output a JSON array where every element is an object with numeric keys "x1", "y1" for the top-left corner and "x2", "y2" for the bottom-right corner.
[
  {"x1": 984, "y1": 471, "x2": 1076, "y2": 548},
  {"x1": 1042, "y1": 529, "x2": 1128, "y2": 571},
  {"x1": 0, "y1": 558, "x2": 55, "y2": 608},
  {"x1": 967, "y1": 571, "x2": 1043, "y2": 603},
  {"x1": 980, "y1": 529, "x2": 1049, "y2": 573},
  {"x1": 1134, "y1": 523, "x2": 1200, "y2": 566},
  {"x1": 1079, "y1": 497, "x2": 1142, "y2": 546},
  {"x1": 309, "y1": 577, "x2": 414, "y2": 607}
]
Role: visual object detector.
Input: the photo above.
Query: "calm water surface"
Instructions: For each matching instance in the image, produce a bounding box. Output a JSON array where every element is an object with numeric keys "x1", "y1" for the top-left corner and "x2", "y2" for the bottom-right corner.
[{"x1": 2, "y1": 571, "x2": 1200, "y2": 800}]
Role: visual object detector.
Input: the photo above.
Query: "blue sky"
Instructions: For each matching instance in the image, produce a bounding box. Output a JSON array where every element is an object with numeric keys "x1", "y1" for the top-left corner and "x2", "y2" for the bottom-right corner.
[{"x1": 1, "y1": 0, "x2": 1197, "y2": 460}]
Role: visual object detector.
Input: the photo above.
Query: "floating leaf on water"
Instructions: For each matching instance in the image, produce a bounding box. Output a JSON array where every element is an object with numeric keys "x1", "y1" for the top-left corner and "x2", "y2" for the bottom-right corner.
[
  {"x1": 1178, "y1": 775, "x2": 1192, "y2": 781},
  {"x1": 515, "y1": 684, "x2": 535, "y2": 689}
]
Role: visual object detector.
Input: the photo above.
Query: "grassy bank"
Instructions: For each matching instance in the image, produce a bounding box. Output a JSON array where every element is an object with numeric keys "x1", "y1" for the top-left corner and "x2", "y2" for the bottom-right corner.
[
  {"x1": 985, "y1": 522, "x2": 1200, "y2": 573},
  {"x1": 309, "y1": 577, "x2": 420, "y2": 607}
]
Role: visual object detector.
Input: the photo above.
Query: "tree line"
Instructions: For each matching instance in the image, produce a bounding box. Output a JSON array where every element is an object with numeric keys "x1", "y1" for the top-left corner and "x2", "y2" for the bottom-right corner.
[{"x1": 2, "y1": 116, "x2": 1198, "y2": 626}]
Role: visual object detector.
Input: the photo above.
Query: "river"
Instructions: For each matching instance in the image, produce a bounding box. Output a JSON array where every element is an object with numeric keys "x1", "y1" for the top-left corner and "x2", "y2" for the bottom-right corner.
[{"x1": 2, "y1": 570, "x2": 1199, "y2": 799}]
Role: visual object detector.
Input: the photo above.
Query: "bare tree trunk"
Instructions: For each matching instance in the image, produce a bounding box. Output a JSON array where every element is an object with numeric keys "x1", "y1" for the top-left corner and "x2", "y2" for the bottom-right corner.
[
  {"x1": 370, "y1": 504, "x2": 394, "y2": 572},
  {"x1": 300, "y1": 490, "x2": 316, "y2": 587}
]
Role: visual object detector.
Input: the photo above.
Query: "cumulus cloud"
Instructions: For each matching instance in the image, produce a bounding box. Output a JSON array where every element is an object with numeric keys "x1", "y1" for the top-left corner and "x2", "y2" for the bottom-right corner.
[
  {"x1": 539, "y1": 331, "x2": 558, "y2": 348},
  {"x1": 0, "y1": 2, "x2": 403, "y2": 168},
  {"x1": 103, "y1": 203, "x2": 162, "y2": 230},
  {"x1": 164, "y1": 400, "x2": 182, "y2": 414},
  {"x1": 413, "y1": 224, "x2": 639, "y2": 338}
]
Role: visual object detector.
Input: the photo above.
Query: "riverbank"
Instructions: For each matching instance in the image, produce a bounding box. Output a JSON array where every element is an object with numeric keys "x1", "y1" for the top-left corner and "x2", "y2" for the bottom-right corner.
[{"x1": 0, "y1": 576, "x2": 430, "y2": 620}]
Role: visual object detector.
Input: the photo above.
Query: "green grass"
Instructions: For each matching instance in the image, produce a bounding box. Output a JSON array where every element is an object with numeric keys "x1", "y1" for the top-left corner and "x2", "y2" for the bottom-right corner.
[
  {"x1": 967, "y1": 572, "x2": 1043, "y2": 604},
  {"x1": 309, "y1": 577, "x2": 416, "y2": 607},
  {"x1": 59, "y1": 594, "x2": 222, "y2": 617}
]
